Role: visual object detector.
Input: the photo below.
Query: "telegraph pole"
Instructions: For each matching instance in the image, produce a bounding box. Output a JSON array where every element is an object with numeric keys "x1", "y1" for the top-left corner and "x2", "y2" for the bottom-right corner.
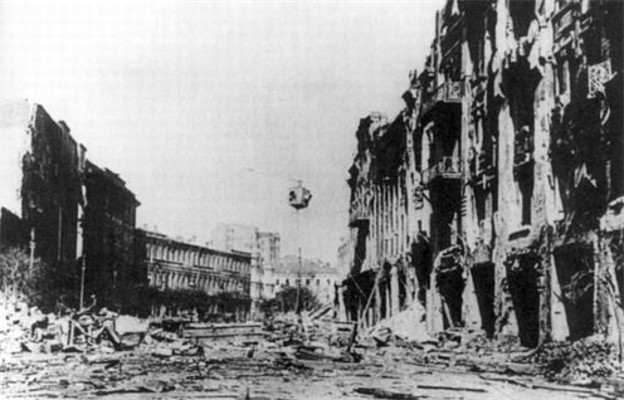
[
  {"x1": 296, "y1": 207, "x2": 302, "y2": 313},
  {"x1": 288, "y1": 181, "x2": 312, "y2": 314}
]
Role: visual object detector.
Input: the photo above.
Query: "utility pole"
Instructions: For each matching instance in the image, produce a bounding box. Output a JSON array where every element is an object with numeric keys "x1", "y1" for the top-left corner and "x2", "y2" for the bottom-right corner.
[
  {"x1": 288, "y1": 181, "x2": 312, "y2": 314},
  {"x1": 79, "y1": 256, "x2": 86, "y2": 310}
]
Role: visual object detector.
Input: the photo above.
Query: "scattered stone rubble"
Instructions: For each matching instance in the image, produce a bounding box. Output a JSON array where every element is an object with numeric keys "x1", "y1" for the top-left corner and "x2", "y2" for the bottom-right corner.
[
  {"x1": 1, "y1": 296, "x2": 623, "y2": 399},
  {"x1": 524, "y1": 336, "x2": 622, "y2": 385}
]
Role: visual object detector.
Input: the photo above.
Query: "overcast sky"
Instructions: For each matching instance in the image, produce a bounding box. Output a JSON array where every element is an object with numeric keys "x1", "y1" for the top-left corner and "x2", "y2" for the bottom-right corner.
[{"x1": 1, "y1": 0, "x2": 443, "y2": 263}]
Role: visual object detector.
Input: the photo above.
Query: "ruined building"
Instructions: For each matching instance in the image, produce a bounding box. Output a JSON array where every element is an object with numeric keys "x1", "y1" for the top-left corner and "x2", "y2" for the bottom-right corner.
[
  {"x1": 341, "y1": 0, "x2": 623, "y2": 346},
  {"x1": 1, "y1": 101, "x2": 85, "y2": 308},
  {"x1": 83, "y1": 161, "x2": 143, "y2": 315},
  {"x1": 0, "y1": 100, "x2": 144, "y2": 313}
]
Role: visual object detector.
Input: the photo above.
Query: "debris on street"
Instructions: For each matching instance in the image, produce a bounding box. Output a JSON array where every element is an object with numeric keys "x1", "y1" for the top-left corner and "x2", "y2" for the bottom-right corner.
[{"x1": 2, "y1": 293, "x2": 622, "y2": 400}]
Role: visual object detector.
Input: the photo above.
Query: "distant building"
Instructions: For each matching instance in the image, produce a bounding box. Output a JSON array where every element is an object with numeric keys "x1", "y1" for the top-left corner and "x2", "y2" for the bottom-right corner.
[
  {"x1": 210, "y1": 223, "x2": 259, "y2": 254},
  {"x1": 273, "y1": 255, "x2": 338, "y2": 304},
  {"x1": 257, "y1": 231, "x2": 280, "y2": 300},
  {"x1": 137, "y1": 229, "x2": 252, "y2": 318},
  {"x1": 336, "y1": 235, "x2": 353, "y2": 278},
  {"x1": 211, "y1": 223, "x2": 281, "y2": 312},
  {"x1": 258, "y1": 231, "x2": 280, "y2": 264}
]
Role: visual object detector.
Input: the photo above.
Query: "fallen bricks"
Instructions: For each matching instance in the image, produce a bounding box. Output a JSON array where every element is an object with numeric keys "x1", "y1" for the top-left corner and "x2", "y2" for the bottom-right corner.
[{"x1": 3, "y1": 301, "x2": 623, "y2": 399}]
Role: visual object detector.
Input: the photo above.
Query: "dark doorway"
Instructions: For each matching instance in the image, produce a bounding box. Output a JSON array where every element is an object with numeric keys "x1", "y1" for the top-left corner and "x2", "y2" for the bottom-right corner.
[
  {"x1": 353, "y1": 225, "x2": 369, "y2": 275},
  {"x1": 472, "y1": 262, "x2": 495, "y2": 338},
  {"x1": 506, "y1": 254, "x2": 540, "y2": 347},
  {"x1": 437, "y1": 268, "x2": 465, "y2": 329},
  {"x1": 554, "y1": 244, "x2": 595, "y2": 341},
  {"x1": 379, "y1": 281, "x2": 387, "y2": 320}
]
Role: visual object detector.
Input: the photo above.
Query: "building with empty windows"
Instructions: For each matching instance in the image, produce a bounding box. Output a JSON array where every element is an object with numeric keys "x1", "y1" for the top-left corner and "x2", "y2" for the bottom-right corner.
[
  {"x1": 341, "y1": 0, "x2": 623, "y2": 347},
  {"x1": 0, "y1": 100, "x2": 143, "y2": 314}
]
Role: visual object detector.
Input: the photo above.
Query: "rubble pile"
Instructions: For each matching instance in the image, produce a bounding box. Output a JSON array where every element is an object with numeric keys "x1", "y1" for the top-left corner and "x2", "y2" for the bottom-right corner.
[
  {"x1": 262, "y1": 311, "x2": 360, "y2": 363},
  {"x1": 461, "y1": 331, "x2": 526, "y2": 354},
  {"x1": 0, "y1": 295, "x2": 61, "y2": 355},
  {"x1": 0, "y1": 293, "x2": 152, "y2": 357},
  {"x1": 2, "y1": 299, "x2": 622, "y2": 399},
  {"x1": 368, "y1": 303, "x2": 430, "y2": 344},
  {"x1": 527, "y1": 336, "x2": 623, "y2": 384}
]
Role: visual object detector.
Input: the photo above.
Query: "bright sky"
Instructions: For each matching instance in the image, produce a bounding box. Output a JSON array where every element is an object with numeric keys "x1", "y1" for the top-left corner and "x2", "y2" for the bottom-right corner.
[{"x1": 0, "y1": 0, "x2": 443, "y2": 263}]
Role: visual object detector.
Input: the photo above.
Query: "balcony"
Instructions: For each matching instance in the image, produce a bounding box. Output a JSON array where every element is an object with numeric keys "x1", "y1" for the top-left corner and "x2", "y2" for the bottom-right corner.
[
  {"x1": 422, "y1": 156, "x2": 462, "y2": 187},
  {"x1": 422, "y1": 81, "x2": 463, "y2": 116},
  {"x1": 349, "y1": 207, "x2": 369, "y2": 227}
]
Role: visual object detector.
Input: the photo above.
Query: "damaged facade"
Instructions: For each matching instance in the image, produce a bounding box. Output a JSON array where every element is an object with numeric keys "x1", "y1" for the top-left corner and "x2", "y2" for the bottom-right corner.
[
  {"x1": 0, "y1": 101, "x2": 260, "y2": 317},
  {"x1": 342, "y1": 0, "x2": 623, "y2": 346},
  {"x1": 83, "y1": 161, "x2": 144, "y2": 315},
  {"x1": 0, "y1": 100, "x2": 143, "y2": 312}
]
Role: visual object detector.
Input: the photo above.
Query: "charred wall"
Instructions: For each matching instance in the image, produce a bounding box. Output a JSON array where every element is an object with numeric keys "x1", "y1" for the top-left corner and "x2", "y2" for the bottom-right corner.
[
  {"x1": 83, "y1": 161, "x2": 143, "y2": 314},
  {"x1": 17, "y1": 106, "x2": 84, "y2": 309}
]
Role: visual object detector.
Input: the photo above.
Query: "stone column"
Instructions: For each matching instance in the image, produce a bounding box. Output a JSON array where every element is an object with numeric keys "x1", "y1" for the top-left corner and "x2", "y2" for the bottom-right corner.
[
  {"x1": 385, "y1": 280, "x2": 392, "y2": 318},
  {"x1": 462, "y1": 268, "x2": 482, "y2": 333},
  {"x1": 374, "y1": 281, "x2": 382, "y2": 325},
  {"x1": 532, "y1": 16, "x2": 556, "y2": 345},
  {"x1": 406, "y1": 267, "x2": 416, "y2": 305},
  {"x1": 427, "y1": 267, "x2": 444, "y2": 334},
  {"x1": 390, "y1": 266, "x2": 399, "y2": 316},
  {"x1": 550, "y1": 250, "x2": 569, "y2": 341}
]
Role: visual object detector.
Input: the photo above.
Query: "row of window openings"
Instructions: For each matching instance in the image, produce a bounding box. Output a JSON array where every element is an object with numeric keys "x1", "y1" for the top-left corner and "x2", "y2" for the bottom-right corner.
[
  {"x1": 275, "y1": 278, "x2": 333, "y2": 286},
  {"x1": 147, "y1": 245, "x2": 247, "y2": 272},
  {"x1": 151, "y1": 273, "x2": 245, "y2": 290}
]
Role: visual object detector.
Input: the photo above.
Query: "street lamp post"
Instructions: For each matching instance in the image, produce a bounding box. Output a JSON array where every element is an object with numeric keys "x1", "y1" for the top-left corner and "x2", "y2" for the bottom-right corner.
[{"x1": 288, "y1": 181, "x2": 312, "y2": 314}]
